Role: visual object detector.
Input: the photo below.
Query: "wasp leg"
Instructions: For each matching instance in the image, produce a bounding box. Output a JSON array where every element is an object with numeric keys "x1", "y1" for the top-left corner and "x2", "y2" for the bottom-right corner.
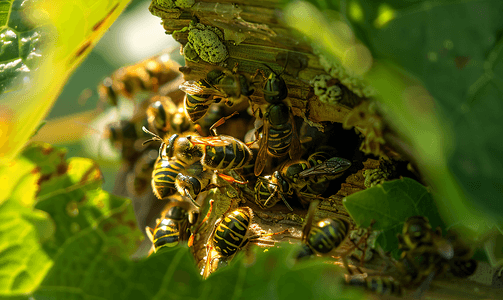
[
  {"x1": 209, "y1": 111, "x2": 239, "y2": 136},
  {"x1": 278, "y1": 191, "x2": 293, "y2": 211},
  {"x1": 217, "y1": 172, "x2": 248, "y2": 185}
]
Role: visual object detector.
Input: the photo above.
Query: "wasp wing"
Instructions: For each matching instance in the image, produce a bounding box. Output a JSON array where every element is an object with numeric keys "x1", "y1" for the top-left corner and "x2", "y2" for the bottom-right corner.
[
  {"x1": 189, "y1": 135, "x2": 232, "y2": 147},
  {"x1": 298, "y1": 157, "x2": 352, "y2": 178},
  {"x1": 254, "y1": 119, "x2": 270, "y2": 176},
  {"x1": 288, "y1": 109, "x2": 302, "y2": 160}
]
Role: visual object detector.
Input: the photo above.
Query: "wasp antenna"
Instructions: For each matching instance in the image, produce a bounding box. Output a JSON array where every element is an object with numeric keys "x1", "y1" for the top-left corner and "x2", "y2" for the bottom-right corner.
[
  {"x1": 209, "y1": 111, "x2": 239, "y2": 136},
  {"x1": 261, "y1": 63, "x2": 278, "y2": 76},
  {"x1": 142, "y1": 126, "x2": 161, "y2": 139},
  {"x1": 142, "y1": 137, "x2": 161, "y2": 146},
  {"x1": 279, "y1": 51, "x2": 290, "y2": 76}
]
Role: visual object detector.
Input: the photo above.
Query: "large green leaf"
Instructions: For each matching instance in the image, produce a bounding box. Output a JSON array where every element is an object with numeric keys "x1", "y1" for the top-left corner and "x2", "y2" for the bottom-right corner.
[
  {"x1": 0, "y1": 143, "x2": 142, "y2": 297},
  {"x1": 343, "y1": 177, "x2": 446, "y2": 257},
  {"x1": 0, "y1": 0, "x2": 131, "y2": 164},
  {"x1": 205, "y1": 245, "x2": 363, "y2": 300},
  {"x1": 347, "y1": 0, "x2": 503, "y2": 227},
  {"x1": 283, "y1": 0, "x2": 500, "y2": 236}
]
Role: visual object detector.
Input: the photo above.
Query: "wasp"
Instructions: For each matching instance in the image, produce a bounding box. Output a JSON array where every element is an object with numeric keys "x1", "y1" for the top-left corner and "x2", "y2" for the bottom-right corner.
[
  {"x1": 397, "y1": 216, "x2": 441, "y2": 252},
  {"x1": 254, "y1": 64, "x2": 301, "y2": 176},
  {"x1": 296, "y1": 201, "x2": 351, "y2": 259},
  {"x1": 187, "y1": 134, "x2": 253, "y2": 171},
  {"x1": 346, "y1": 276, "x2": 405, "y2": 297},
  {"x1": 145, "y1": 201, "x2": 196, "y2": 253},
  {"x1": 98, "y1": 53, "x2": 180, "y2": 107},
  {"x1": 151, "y1": 155, "x2": 213, "y2": 206},
  {"x1": 151, "y1": 156, "x2": 188, "y2": 200},
  {"x1": 164, "y1": 111, "x2": 253, "y2": 172},
  {"x1": 397, "y1": 216, "x2": 476, "y2": 278},
  {"x1": 202, "y1": 207, "x2": 253, "y2": 278},
  {"x1": 126, "y1": 149, "x2": 159, "y2": 197},
  {"x1": 206, "y1": 66, "x2": 258, "y2": 106},
  {"x1": 180, "y1": 79, "x2": 217, "y2": 123},
  {"x1": 146, "y1": 95, "x2": 193, "y2": 138},
  {"x1": 203, "y1": 206, "x2": 287, "y2": 278},
  {"x1": 180, "y1": 65, "x2": 259, "y2": 122},
  {"x1": 254, "y1": 155, "x2": 351, "y2": 210},
  {"x1": 254, "y1": 171, "x2": 294, "y2": 211}
]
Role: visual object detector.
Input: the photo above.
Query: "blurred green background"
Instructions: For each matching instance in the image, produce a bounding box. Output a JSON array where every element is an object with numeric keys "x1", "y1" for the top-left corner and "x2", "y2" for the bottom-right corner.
[{"x1": 33, "y1": 0, "x2": 181, "y2": 192}]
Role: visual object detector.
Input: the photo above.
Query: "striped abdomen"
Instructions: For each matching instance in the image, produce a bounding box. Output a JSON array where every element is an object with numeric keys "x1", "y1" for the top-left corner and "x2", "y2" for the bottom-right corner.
[
  {"x1": 184, "y1": 94, "x2": 211, "y2": 122},
  {"x1": 201, "y1": 136, "x2": 252, "y2": 170},
  {"x1": 212, "y1": 207, "x2": 252, "y2": 256},
  {"x1": 152, "y1": 219, "x2": 180, "y2": 250},
  {"x1": 307, "y1": 218, "x2": 350, "y2": 254},
  {"x1": 152, "y1": 157, "x2": 188, "y2": 199},
  {"x1": 267, "y1": 125, "x2": 293, "y2": 157}
]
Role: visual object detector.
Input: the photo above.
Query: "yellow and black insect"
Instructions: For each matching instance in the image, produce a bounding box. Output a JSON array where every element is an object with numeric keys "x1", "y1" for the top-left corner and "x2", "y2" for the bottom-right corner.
[
  {"x1": 254, "y1": 102, "x2": 301, "y2": 176},
  {"x1": 206, "y1": 65, "x2": 258, "y2": 106},
  {"x1": 151, "y1": 156, "x2": 188, "y2": 200},
  {"x1": 98, "y1": 53, "x2": 180, "y2": 106},
  {"x1": 297, "y1": 201, "x2": 351, "y2": 259},
  {"x1": 203, "y1": 206, "x2": 288, "y2": 278},
  {"x1": 145, "y1": 122, "x2": 253, "y2": 172},
  {"x1": 254, "y1": 63, "x2": 301, "y2": 176},
  {"x1": 174, "y1": 169, "x2": 213, "y2": 207},
  {"x1": 254, "y1": 155, "x2": 351, "y2": 211},
  {"x1": 254, "y1": 171, "x2": 294, "y2": 211},
  {"x1": 146, "y1": 95, "x2": 193, "y2": 138},
  {"x1": 145, "y1": 201, "x2": 194, "y2": 253},
  {"x1": 202, "y1": 207, "x2": 253, "y2": 278},
  {"x1": 397, "y1": 216, "x2": 440, "y2": 252},
  {"x1": 211, "y1": 207, "x2": 253, "y2": 257},
  {"x1": 180, "y1": 80, "x2": 218, "y2": 123},
  {"x1": 180, "y1": 65, "x2": 259, "y2": 122},
  {"x1": 187, "y1": 134, "x2": 253, "y2": 171},
  {"x1": 346, "y1": 276, "x2": 405, "y2": 297}
]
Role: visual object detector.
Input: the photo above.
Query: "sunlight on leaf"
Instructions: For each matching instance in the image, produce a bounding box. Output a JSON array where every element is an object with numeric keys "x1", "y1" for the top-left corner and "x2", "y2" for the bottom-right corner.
[{"x1": 0, "y1": 0, "x2": 131, "y2": 164}]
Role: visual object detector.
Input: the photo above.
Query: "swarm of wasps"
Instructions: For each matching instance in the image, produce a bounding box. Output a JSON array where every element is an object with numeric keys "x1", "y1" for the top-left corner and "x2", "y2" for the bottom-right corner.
[{"x1": 96, "y1": 53, "x2": 477, "y2": 295}]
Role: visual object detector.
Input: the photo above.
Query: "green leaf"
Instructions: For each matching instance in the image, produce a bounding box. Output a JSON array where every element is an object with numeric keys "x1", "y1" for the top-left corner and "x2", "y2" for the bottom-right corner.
[
  {"x1": 0, "y1": 143, "x2": 142, "y2": 297},
  {"x1": 347, "y1": 0, "x2": 503, "y2": 224},
  {"x1": 21, "y1": 142, "x2": 67, "y2": 179},
  {"x1": 0, "y1": 153, "x2": 53, "y2": 295},
  {"x1": 205, "y1": 245, "x2": 364, "y2": 300},
  {"x1": 0, "y1": 0, "x2": 130, "y2": 164},
  {"x1": 343, "y1": 177, "x2": 446, "y2": 257}
]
